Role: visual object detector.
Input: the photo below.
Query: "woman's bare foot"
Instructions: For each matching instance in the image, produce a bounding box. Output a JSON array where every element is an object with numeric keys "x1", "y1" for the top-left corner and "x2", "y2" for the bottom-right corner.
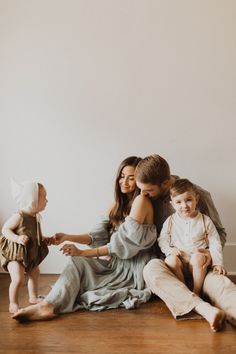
[
  {"x1": 12, "y1": 301, "x2": 55, "y2": 321},
  {"x1": 195, "y1": 302, "x2": 225, "y2": 332},
  {"x1": 9, "y1": 302, "x2": 19, "y2": 314},
  {"x1": 29, "y1": 296, "x2": 44, "y2": 304}
]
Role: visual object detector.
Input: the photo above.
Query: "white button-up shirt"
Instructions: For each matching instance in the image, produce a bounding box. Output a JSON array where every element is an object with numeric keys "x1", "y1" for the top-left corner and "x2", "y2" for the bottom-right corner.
[{"x1": 158, "y1": 211, "x2": 223, "y2": 266}]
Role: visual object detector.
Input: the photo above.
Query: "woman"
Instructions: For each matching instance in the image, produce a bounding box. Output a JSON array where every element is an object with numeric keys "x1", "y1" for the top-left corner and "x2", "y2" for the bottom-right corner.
[{"x1": 13, "y1": 156, "x2": 157, "y2": 321}]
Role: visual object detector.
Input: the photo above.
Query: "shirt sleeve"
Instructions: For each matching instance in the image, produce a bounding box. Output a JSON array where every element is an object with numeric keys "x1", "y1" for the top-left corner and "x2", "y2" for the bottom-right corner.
[
  {"x1": 206, "y1": 216, "x2": 224, "y2": 266},
  {"x1": 197, "y1": 187, "x2": 227, "y2": 247},
  {"x1": 158, "y1": 217, "x2": 173, "y2": 256},
  {"x1": 89, "y1": 216, "x2": 110, "y2": 248},
  {"x1": 107, "y1": 216, "x2": 157, "y2": 259}
]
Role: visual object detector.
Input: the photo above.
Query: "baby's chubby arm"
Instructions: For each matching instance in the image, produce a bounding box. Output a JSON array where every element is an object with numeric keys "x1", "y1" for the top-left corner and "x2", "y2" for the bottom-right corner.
[{"x1": 2, "y1": 213, "x2": 29, "y2": 246}]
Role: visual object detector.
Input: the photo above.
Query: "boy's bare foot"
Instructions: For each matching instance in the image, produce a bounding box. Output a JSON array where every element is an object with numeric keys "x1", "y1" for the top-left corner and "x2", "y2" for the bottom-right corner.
[
  {"x1": 9, "y1": 303, "x2": 19, "y2": 314},
  {"x1": 12, "y1": 301, "x2": 55, "y2": 321},
  {"x1": 226, "y1": 311, "x2": 236, "y2": 327},
  {"x1": 195, "y1": 302, "x2": 225, "y2": 332}
]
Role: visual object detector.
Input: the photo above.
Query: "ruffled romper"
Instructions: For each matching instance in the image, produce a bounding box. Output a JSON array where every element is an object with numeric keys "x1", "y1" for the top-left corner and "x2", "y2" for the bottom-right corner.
[{"x1": 0, "y1": 212, "x2": 48, "y2": 272}]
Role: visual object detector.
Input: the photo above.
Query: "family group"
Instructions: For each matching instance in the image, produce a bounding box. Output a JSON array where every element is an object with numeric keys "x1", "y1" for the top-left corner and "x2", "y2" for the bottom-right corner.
[{"x1": 0, "y1": 154, "x2": 235, "y2": 332}]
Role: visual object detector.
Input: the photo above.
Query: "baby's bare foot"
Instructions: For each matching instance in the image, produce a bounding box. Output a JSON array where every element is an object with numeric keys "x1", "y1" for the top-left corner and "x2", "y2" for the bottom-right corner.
[
  {"x1": 9, "y1": 303, "x2": 19, "y2": 314},
  {"x1": 12, "y1": 301, "x2": 55, "y2": 322}
]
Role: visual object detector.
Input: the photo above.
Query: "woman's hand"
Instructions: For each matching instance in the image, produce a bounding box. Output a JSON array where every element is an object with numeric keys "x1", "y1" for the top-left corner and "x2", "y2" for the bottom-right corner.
[
  {"x1": 60, "y1": 243, "x2": 83, "y2": 257},
  {"x1": 17, "y1": 235, "x2": 29, "y2": 246},
  {"x1": 52, "y1": 233, "x2": 67, "y2": 245}
]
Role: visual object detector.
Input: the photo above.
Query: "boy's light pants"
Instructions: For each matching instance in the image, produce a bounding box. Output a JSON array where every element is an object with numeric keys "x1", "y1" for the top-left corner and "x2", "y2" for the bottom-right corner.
[{"x1": 143, "y1": 259, "x2": 236, "y2": 322}]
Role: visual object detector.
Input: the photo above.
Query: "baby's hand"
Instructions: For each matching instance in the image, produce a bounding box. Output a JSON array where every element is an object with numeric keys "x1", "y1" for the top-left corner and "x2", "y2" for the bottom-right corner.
[
  {"x1": 17, "y1": 235, "x2": 29, "y2": 246},
  {"x1": 43, "y1": 237, "x2": 54, "y2": 246},
  {"x1": 213, "y1": 265, "x2": 227, "y2": 275},
  {"x1": 52, "y1": 233, "x2": 66, "y2": 245}
]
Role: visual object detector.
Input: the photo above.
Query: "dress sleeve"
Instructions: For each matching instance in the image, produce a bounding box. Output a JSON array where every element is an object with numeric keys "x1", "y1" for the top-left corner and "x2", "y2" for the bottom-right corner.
[
  {"x1": 107, "y1": 216, "x2": 157, "y2": 259},
  {"x1": 89, "y1": 216, "x2": 110, "y2": 248},
  {"x1": 158, "y1": 217, "x2": 173, "y2": 257}
]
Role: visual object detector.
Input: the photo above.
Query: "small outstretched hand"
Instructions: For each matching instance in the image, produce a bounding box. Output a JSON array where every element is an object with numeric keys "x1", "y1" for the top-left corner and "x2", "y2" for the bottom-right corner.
[
  {"x1": 43, "y1": 234, "x2": 66, "y2": 246},
  {"x1": 44, "y1": 237, "x2": 55, "y2": 246}
]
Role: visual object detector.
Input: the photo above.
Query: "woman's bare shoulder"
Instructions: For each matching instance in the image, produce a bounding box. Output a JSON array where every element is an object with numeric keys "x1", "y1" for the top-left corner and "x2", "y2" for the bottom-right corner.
[{"x1": 132, "y1": 194, "x2": 152, "y2": 208}]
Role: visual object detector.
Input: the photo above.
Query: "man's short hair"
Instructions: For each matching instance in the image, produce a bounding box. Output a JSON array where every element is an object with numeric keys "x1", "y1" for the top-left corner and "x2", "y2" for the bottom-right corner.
[{"x1": 135, "y1": 154, "x2": 171, "y2": 186}]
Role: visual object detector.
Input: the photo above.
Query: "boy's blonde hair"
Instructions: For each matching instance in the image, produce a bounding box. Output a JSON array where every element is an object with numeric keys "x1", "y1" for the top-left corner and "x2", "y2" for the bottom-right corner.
[{"x1": 170, "y1": 178, "x2": 198, "y2": 198}]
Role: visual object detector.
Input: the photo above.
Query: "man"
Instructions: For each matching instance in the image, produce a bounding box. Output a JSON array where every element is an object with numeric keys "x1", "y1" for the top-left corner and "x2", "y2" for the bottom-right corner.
[{"x1": 135, "y1": 154, "x2": 236, "y2": 331}]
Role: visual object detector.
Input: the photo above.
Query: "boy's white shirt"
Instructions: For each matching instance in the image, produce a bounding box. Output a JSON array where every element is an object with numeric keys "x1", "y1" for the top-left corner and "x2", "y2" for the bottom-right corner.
[{"x1": 158, "y1": 211, "x2": 223, "y2": 266}]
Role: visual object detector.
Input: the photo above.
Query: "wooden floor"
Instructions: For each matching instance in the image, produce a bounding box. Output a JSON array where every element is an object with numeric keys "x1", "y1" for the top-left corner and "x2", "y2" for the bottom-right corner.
[{"x1": 0, "y1": 274, "x2": 235, "y2": 354}]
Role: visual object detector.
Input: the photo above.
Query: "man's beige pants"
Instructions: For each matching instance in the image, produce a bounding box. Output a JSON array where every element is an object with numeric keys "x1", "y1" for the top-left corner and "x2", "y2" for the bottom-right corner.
[{"x1": 143, "y1": 259, "x2": 236, "y2": 322}]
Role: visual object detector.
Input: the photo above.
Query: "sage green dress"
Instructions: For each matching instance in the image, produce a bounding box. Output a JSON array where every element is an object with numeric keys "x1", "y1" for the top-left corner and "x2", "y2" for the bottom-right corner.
[
  {"x1": 45, "y1": 216, "x2": 157, "y2": 313},
  {"x1": 0, "y1": 212, "x2": 48, "y2": 272}
]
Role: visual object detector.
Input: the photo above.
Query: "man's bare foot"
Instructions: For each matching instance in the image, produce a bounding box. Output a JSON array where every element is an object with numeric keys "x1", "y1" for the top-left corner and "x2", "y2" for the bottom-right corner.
[
  {"x1": 195, "y1": 302, "x2": 225, "y2": 332},
  {"x1": 12, "y1": 301, "x2": 55, "y2": 321},
  {"x1": 9, "y1": 302, "x2": 19, "y2": 314}
]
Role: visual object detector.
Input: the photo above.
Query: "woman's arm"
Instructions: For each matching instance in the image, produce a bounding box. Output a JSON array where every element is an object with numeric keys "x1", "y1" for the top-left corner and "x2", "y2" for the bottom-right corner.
[
  {"x1": 54, "y1": 210, "x2": 113, "y2": 247},
  {"x1": 60, "y1": 243, "x2": 109, "y2": 257},
  {"x1": 2, "y1": 213, "x2": 29, "y2": 246},
  {"x1": 53, "y1": 232, "x2": 92, "y2": 245},
  {"x1": 60, "y1": 196, "x2": 155, "y2": 259}
]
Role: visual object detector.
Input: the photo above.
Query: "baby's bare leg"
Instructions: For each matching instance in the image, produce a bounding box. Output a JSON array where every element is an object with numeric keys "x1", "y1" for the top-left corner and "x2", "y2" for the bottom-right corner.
[
  {"x1": 27, "y1": 266, "x2": 41, "y2": 304},
  {"x1": 7, "y1": 261, "x2": 25, "y2": 313}
]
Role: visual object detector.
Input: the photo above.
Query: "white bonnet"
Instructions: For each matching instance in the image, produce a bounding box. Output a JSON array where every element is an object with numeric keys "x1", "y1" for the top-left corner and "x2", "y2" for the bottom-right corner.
[{"x1": 10, "y1": 178, "x2": 39, "y2": 214}]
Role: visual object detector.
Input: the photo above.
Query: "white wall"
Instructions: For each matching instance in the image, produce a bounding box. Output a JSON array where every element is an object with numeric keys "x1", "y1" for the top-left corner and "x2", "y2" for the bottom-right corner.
[{"x1": 0, "y1": 0, "x2": 236, "y2": 273}]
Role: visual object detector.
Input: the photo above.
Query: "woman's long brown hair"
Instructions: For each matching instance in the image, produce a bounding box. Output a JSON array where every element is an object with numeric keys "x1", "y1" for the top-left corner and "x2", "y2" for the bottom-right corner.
[{"x1": 109, "y1": 156, "x2": 142, "y2": 234}]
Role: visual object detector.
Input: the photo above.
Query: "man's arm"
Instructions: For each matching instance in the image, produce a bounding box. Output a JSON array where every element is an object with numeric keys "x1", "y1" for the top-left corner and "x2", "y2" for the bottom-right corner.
[{"x1": 196, "y1": 186, "x2": 226, "y2": 247}]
